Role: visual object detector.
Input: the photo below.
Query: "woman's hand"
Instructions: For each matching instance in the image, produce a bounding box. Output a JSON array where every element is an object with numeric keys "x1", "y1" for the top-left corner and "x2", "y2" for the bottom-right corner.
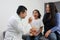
[{"x1": 45, "y1": 30, "x2": 51, "y2": 38}]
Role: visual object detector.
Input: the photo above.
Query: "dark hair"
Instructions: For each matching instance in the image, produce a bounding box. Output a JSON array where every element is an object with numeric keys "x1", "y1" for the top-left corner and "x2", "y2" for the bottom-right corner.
[
  {"x1": 45, "y1": 2, "x2": 58, "y2": 26},
  {"x1": 33, "y1": 9, "x2": 41, "y2": 18},
  {"x1": 16, "y1": 5, "x2": 27, "y2": 15}
]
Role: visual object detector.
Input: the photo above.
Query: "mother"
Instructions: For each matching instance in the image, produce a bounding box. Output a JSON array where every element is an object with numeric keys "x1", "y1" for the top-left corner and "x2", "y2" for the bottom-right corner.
[{"x1": 43, "y1": 3, "x2": 60, "y2": 40}]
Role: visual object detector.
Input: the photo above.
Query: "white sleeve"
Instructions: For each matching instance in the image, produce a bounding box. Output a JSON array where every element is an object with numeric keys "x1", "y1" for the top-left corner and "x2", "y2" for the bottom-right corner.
[
  {"x1": 23, "y1": 23, "x2": 32, "y2": 34},
  {"x1": 39, "y1": 20, "x2": 44, "y2": 34},
  {"x1": 8, "y1": 17, "x2": 24, "y2": 33},
  {"x1": 27, "y1": 24, "x2": 32, "y2": 32},
  {"x1": 39, "y1": 19, "x2": 44, "y2": 27}
]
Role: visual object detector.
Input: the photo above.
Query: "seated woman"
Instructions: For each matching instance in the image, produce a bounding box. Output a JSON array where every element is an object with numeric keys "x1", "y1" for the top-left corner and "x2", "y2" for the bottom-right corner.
[
  {"x1": 26, "y1": 9, "x2": 44, "y2": 40},
  {"x1": 43, "y1": 3, "x2": 60, "y2": 40}
]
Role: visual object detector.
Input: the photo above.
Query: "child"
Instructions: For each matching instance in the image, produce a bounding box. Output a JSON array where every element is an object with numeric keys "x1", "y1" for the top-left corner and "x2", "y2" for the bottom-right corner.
[{"x1": 26, "y1": 9, "x2": 44, "y2": 40}]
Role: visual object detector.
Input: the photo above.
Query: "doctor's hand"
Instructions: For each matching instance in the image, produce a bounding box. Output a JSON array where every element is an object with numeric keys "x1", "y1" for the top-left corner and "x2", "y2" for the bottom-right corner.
[{"x1": 28, "y1": 17, "x2": 32, "y2": 23}]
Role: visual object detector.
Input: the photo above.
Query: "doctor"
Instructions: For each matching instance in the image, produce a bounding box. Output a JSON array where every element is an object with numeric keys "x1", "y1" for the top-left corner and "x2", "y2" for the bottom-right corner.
[{"x1": 4, "y1": 5, "x2": 32, "y2": 40}]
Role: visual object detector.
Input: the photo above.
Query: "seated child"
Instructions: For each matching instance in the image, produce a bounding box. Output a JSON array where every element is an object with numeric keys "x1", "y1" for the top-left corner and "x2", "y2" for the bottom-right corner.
[{"x1": 26, "y1": 9, "x2": 44, "y2": 40}]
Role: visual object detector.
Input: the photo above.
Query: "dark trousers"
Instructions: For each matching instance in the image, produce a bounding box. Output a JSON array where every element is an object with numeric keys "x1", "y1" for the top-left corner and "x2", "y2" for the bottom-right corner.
[
  {"x1": 22, "y1": 33, "x2": 42, "y2": 40},
  {"x1": 55, "y1": 31, "x2": 60, "y2": 40}
]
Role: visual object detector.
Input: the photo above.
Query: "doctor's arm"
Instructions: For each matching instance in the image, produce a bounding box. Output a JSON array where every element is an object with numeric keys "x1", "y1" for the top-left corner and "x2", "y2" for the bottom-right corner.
[{"x1": 8, "y1": 18, "x2": 24, "y2": 33}]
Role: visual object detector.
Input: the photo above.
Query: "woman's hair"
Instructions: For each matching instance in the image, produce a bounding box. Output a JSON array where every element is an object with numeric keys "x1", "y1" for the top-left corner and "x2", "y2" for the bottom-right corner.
[
  {"x1": 33, "y1": 9, "x2": 41, "y2": 18},
  {"x1": 45, "y1": 2, "x2": 58, "y2": 26}
]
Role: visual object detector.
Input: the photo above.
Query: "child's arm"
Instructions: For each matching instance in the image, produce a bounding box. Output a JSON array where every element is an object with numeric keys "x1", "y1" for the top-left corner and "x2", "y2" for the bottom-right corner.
[{"x1": 35, "y1": 26, "x2": 43, "y2": 36}]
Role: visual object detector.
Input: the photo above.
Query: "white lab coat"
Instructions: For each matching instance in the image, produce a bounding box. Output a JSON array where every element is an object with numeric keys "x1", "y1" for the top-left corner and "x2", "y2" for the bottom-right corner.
[{"x1": 4, "y1": 15, "x2": 31, "y2": 40}]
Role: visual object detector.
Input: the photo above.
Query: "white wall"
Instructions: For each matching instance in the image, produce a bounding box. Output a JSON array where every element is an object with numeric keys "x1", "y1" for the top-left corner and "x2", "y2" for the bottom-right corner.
[{"x1": 44, "y1": 0, "x2": 60, "y2": 3}]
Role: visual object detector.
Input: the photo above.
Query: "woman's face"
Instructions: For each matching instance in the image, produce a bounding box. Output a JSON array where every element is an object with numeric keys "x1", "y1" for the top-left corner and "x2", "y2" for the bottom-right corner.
[
  {"x1": 33, "y1": 11, "x2": 38, "y2": 19},
  {"x1": 46, "y1": 4, "x2": 50, "y2": 13}
]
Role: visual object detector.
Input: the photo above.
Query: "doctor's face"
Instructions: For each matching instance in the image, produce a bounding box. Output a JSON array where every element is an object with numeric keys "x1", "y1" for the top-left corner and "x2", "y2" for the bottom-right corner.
[{"x1": 19, "y1": 10, "x2": 27, "y2": 19}]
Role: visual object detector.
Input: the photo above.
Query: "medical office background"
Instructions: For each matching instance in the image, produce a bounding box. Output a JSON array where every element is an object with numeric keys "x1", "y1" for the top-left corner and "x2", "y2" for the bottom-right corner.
[{"x1": 0, "y1": 0, "x2": 60, "y2": 40}]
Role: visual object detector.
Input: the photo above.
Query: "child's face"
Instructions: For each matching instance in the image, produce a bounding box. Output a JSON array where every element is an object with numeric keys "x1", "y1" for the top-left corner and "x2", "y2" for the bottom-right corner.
[
  {"x1": 19, "y1": 10, "x2": 27, "y2": 19},
  {"x1": 33, "y1": 11, "x2": 38, "y2": 19}
]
